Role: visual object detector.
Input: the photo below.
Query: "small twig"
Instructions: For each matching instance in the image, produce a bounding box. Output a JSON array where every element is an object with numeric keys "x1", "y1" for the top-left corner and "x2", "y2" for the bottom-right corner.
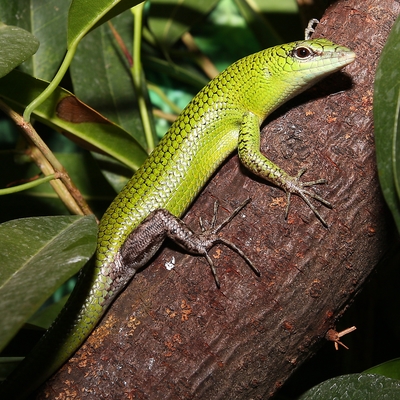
[
  {"x1": 0, "y1": 99, "x2": 96, "y2": 219},
  {"x1": 181, "y1": 31, "x2": 219, "y2": 80},
  {"x1": 153, "y1": 108, "x2": 178, "y2": 123},
  {"x1": 108, "y1": 21, "x2": 133, "y2": 67},
  {"x1": 147, "y1": 82, "x2": 182, "y2": 115},
  {"x1": 305, "y1": 18, "x2": 319, "y2": 40},
  {"x1": 326, "y1": 326, "x2": 357, "y2": 350}
]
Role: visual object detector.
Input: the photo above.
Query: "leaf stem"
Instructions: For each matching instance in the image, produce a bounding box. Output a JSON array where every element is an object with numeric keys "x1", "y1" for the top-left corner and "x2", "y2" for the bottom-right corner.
[
  {"x1": 131, "y1": 2, "x2": 155, "y2": 153},
  {"x1": 0, "y1": 174, "x2": 56, "y2": 195},
  {"x1": 23, "y1": 45, "x2": 77, "y2": 122}
]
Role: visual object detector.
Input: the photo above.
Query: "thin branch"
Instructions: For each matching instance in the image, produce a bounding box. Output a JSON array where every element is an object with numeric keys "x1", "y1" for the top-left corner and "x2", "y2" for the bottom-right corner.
[{"x1": 0, "y1": 99, "x2": 96, "y2": 219}]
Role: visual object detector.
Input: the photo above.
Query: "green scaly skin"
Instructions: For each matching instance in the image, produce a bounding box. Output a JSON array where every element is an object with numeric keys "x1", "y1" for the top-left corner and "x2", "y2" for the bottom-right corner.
[{"x1": 1, "y1": 39, "x2": 355, "y2": 399}]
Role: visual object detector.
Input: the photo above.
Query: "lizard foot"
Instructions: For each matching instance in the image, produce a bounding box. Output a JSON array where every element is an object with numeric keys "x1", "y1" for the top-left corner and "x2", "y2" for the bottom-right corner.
[
  {"x1": 284, "y1": 168, "x2": 332, "y2": 227},
  {"x1": 195, "y1": 198, "x2": 260, "y2": 288}
]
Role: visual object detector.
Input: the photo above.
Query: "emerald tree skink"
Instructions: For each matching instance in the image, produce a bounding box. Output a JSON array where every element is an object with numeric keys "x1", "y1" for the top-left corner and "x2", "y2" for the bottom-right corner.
[{"x1": 1, "y1": 38, "x2": 355, "y2": 399}]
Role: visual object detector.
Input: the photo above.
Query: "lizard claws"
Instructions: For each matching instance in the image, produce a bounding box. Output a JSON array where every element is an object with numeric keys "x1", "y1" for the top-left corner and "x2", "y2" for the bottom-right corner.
[
  {"x1": 284, "y1": 168, "x2": 331, "y2": 227},
  {"x1": 199, "y1": 198, "x2": 260, "y2": 287}
]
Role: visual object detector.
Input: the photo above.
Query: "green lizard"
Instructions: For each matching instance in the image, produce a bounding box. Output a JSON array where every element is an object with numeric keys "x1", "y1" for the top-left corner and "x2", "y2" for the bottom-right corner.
[{"x1": 0, "y1": 38, "x2": 355, "y2": 399}]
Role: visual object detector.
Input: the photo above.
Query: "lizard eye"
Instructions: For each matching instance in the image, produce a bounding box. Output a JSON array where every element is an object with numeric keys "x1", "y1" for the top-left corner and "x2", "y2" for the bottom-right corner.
[{"x1": 293, "y1": 47, "x2": 313, "y2": 59}]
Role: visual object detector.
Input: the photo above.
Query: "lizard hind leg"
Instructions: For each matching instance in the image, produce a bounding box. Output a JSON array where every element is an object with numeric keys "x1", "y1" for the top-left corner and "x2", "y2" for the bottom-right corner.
[{"x1": 118, "y1": 200, "x2": 260, "y2": 289}]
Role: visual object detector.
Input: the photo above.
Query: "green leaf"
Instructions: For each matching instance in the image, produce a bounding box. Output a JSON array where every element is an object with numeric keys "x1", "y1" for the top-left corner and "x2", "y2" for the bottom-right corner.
[
  {"x1": 70, "y1": 11, "x2": 147, "y2": 148},
  {"x1": 364, "y1": 358, "x2": 400, "y2": 381},
  {"x1": 233, "y1": 0, "x2": 282, "y2": 47},
  {"x1": 374, "y1": 14, "x2": 400, "y2": 232},
  {"x1": 0, "y1": 215, "x2": 97, "y2": 352},
  {"x1": 28, "y1": 294, "x2": 70, "y2": 329},
  {"x1": 0, "y1": 70, "x2": 148, "y2": 171},
  {"x1": 67, "y1": 0, "x2": 142, "y2": 48},
  {"x1": 0, "y1": 357, "x2": 22, "y2": 380},
  {"x1": 0, "y1": 0, "x2": 70, "y2": 80},
  {"x1": 299, "y1": 373, "x2": 400, "y2": 399},
  {"x1": 19, "y1": 0, "x2": 143, "y2": 122},
  {"x1": 0, "y1": 22, "x2": 39, "y2": 78},
  {"x1": 148, "y1": 0, "x2": 219, "y2": 48}
]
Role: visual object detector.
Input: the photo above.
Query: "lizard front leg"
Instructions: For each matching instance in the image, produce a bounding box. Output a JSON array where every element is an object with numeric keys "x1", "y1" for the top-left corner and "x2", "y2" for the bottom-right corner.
[{"x1": 238, "y1": 111, "x2": 331, "y2": 227}]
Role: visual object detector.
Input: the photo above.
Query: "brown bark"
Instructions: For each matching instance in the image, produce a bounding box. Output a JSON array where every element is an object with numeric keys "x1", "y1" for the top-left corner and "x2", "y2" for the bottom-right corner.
[{"x1": 38, "y1": 0, "x2": 399, "y2": 398}]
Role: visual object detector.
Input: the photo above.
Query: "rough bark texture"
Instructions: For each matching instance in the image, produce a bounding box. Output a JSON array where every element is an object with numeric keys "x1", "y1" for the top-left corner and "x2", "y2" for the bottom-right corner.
[{"x1": 38, "y1": 0, "x2": 400, "y2": 398}]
